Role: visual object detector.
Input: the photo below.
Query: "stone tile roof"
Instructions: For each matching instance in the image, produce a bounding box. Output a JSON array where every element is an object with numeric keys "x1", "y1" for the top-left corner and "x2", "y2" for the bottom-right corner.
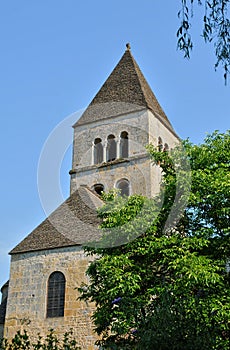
[
  {"x1": 10, "y1": 186, "x2": 104, "y2": 255},
  {"x1": 74, "y1": 45, "x2": 175, "y2": 134}
]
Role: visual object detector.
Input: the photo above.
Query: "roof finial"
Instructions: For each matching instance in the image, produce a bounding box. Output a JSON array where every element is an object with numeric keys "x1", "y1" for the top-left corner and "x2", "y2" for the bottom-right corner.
[{"x1": 126, "y1": 43, "x2": 131, "y2": 51}]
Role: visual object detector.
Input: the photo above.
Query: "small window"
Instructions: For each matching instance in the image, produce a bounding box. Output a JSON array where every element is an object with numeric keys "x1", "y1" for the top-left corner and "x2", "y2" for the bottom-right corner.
[
  {"x1": 163, "y1": 143, "x2": 169, "y2": 152},
  {"x1": 107, "y1": 135, "x2": 116, "y2": 162},
  {"x1": 47, "y1": 271, "x2": 66, "y2": 318},
  {"x1": 94, "y1": 138, "x2": 103, "y2": 164},
  {"x1": 116, "y1": 179, "x2": 130, "y2": 196},
  {"x1": 120, "y1": 131, "x2": 128, "y2": 158},
  {"x1": 93, "y1": 183, "x2": 104, "y2": 196},
  {"x1": 158, "y1": 137, "x2": 163, "y2": 151}
]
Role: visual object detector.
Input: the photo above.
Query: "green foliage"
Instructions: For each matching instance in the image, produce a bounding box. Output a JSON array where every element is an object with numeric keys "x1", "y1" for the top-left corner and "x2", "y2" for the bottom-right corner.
[
  {"x1": 0, "y1": 329, "x2": 81, "y2": 350},
  {"x1": 177, "y1": 1, "x2": 230, "y2": 83},
  {"x1": 80, "y1": 131, "x2": 230, "y2": 349},
  {"x1": 86, "y1": 193, "x2": 162, "y2": 249}
]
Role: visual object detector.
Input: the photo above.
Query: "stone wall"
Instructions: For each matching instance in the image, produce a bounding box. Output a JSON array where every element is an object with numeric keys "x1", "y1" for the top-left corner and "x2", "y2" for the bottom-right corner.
[
  {"x1": 70, "y1": 155, "x2": 155, "y2": 197},
  {"x1": 72, "y1": 109, "x2": 149, "y2": 169},
  {"x1": 70, "y1": 109, "x2": 179, "y2": 198},
  {"x1": 4, "y1": 246, "x2": 98, "y2": 349},
  {"x1": 70, "y1": 110, "x2": 150, "y2": 195},
  {"x1": 148, "y1": 110, "x2": 180, "y2": 197},
  {"x1": 148, "y1": 110, "x2": 179, "y2": 150}
]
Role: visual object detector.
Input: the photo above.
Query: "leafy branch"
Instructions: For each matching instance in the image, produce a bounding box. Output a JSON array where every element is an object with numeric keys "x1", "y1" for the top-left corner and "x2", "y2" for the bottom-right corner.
[{"x1": 177, "y1": 0, "x2": 230, "y2": 83}]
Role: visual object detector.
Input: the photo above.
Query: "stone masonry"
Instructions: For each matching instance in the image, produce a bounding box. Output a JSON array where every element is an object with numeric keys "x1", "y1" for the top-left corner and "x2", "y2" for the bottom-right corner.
[
  {"x1": 4, "y1": 246, "x2": 97, "y2": 349},
  {"x1": 71, "y1": 109, "x2": 178, "y2": 197}
]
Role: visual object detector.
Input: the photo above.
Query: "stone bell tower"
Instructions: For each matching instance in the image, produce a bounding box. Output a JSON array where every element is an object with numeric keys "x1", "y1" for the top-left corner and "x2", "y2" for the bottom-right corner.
[
  {"x1": 70, "y1": 44, "x2": 179, "y2": 197},
  {"x1": 2, "y1": 46, "x2": 180, "y2": 350}
]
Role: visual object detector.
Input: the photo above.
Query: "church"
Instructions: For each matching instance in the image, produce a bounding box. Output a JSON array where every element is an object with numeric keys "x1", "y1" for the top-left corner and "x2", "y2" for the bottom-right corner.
[{"x1": 0, "y1": 45, "x2": 179, "y2": 349}]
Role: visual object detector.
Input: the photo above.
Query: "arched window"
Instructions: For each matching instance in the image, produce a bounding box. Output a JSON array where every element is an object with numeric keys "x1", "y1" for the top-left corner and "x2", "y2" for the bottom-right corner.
[
  {"x1": 116, "y1": 179, "x2": 130, "y2": 196},
  {"x1": 93, "y1": 183, "x2": 104, "y2": 196},
  {"x1": 120, "y1": 131, "x2": 128, "y2": 158},
  {"x1": 94, "y1": 138, "x2": 103, "y2": 164},
  {"x1": 163, "y1": 143, "x2": 169, "y2": 152},
  {"x1": 107, "y1": 135, "x2": 116, "y2": 162},
  {"x1": 158, "y1": 137, "x2": 163, "y2": 151},
  {"x1": 47, "y1": 271, "x2": 66, "y2": 318}
]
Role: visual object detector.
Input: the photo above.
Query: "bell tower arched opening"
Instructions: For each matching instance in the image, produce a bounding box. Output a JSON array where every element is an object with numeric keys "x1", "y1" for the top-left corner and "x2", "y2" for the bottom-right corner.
[
  {"x1": 120, "y1": 131, "x2": 128, "y2": 158},
  {"x1": 94, "y1": 138, "x2": 103, "y2": 164},
  {"x1": 116, "y1": 178, "x2": 130, "y2": 196},
  {"x1": 107, "y1": 135, "x2": 116, "y2": 162}
]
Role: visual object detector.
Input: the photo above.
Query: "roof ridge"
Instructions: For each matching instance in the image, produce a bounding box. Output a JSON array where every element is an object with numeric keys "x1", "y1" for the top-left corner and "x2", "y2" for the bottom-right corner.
[
  {"x1": 129, "y1": 50, "x2": 150, "y2": 109},
  {"x1": 127, "y1": 50, "x2": 174, "y2": 129}
]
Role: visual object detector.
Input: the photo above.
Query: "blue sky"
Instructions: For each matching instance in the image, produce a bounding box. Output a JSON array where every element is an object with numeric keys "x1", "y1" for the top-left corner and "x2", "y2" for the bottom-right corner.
[{"x1": 0, "y1": 1, "x2": 229, "y2": 288}]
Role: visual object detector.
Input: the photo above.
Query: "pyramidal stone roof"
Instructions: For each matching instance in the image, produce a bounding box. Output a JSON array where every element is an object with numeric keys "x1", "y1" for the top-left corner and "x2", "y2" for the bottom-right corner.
[
  {"x1": 75, "y1": 44, "x2": 175, "y2": 133},
  {"x1": 10, "y1": 186, "x2": 104, "y2": 254}
]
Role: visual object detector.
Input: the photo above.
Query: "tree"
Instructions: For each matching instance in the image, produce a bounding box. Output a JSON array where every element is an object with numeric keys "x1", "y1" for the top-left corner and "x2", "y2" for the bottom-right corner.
[
  {"x1": 79, "y1": 130, "x2": 230, "y2": 349},
  {"x1": 0, "y1": 329, "x2": 81, "y2": 350},
  {"x1": 177, "y1": 1, "x2": 230, "y2": 83}
]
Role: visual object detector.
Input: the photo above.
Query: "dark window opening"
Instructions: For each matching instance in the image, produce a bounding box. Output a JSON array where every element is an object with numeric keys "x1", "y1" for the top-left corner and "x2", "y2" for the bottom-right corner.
[
  {"x1": 158, "y1": 137, "x2": 163, "y2": 151},
  {"x1": 47, "y1": 271, "x2": 65, "y2": 318},
  {"x1": 107, "y1": 135, "x2": 116, "y2": 162},
  {"x1": 163, "y1": 143, "x2": 169, "y2": 152},
  {"x1": 117, "y1": 179, "x2": 130, "y2": 196},
  {"x1": 93, "y1": 183, "x2": 104, "y2": 196},
  {"x1": 94, "y1": 138, "x2": 103, "y2": 164},
  {"x1": 120, "y1": 131, "x2": 128, "y2": 158}
]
